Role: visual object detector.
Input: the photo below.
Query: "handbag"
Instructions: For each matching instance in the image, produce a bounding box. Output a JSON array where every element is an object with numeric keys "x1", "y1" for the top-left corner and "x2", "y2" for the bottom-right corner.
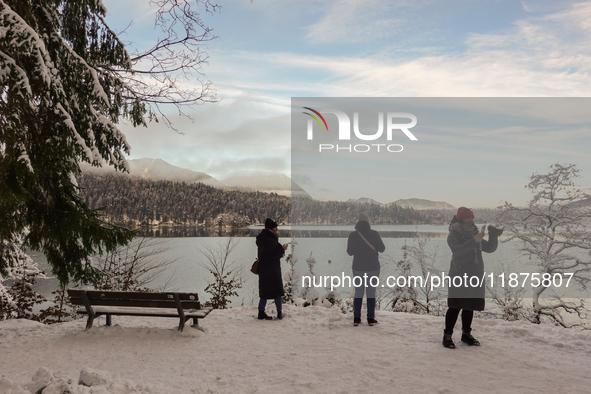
[
  {"x1": 250, "y1": 258, "x2": 259, "y2": 275},
  {"x1": 251, "y1": 247, "x2": 262, "y2": 275}
]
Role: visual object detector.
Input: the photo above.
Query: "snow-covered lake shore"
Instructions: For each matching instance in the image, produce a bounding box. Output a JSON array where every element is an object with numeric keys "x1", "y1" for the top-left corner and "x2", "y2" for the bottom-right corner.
[{"x1": 1, "y1": 305, "x2": 590, "y2": 393}]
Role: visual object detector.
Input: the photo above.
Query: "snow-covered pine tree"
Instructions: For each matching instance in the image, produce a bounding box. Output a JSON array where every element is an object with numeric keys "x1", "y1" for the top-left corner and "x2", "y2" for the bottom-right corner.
[
  {"x1": 0, "y1": 0, "x2": 218, "y2": 286},
  {"x1": 0, "y1": 0, "x2": 138, "y2": 286}
]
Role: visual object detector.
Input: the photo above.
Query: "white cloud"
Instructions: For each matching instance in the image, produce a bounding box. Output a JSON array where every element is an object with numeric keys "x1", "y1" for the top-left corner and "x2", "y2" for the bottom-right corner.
[
  {"x1": 304, "y1": 0, "x2": 433, "y2": 44},
  {"x1": 209, "y1": 2, "x2": 591, "y2": 99}
]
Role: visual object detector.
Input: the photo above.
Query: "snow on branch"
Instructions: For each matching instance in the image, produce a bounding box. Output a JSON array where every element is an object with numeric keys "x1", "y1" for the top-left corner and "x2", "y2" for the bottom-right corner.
[{"x1": 497, "y1": 163, "x2": 591, "y2": 325}]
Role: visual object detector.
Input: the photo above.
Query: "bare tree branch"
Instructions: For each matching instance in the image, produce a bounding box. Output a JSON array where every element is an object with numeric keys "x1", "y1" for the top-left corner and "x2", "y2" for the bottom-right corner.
[{"x1": 496, "y1": 163, "x2": 591, "y2": 327}]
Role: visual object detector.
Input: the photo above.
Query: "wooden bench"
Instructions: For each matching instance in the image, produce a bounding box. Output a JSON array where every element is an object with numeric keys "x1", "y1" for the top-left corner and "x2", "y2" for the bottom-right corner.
[{"x1": 67, "y1": 289, "x2": 213, "y2": 332}]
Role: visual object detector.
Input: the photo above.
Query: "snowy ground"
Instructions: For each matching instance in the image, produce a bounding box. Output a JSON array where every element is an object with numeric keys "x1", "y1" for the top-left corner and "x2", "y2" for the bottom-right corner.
[{"x1": 1, "y1": 305, "x2": 591, "y2": 394}]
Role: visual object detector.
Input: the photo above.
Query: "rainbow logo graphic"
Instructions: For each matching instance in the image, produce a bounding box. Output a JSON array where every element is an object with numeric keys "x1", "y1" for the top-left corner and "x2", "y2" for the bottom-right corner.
[{"x1": 302, "y1": 107, "x2": 328, "y2": 131}]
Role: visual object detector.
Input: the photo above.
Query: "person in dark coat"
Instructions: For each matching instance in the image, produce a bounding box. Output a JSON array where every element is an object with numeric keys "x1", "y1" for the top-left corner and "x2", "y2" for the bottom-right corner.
[
  {"x1": 443, "y1": 207, "x2": 502, "y2": 348},
  {"x1": 347, "y1": 212, "x2": 385, "y2": 326},
  {"x1": 256, "y1": 218, "x2": 288, "y2": 320}
]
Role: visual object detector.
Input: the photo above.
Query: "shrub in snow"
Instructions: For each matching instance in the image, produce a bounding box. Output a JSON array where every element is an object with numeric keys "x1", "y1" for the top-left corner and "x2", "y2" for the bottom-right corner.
[
  {"x1": 37, "y1": 287, "x2": 77, "y2": 324},
  {"x1": 200, "y1": 238, "x2": 243, "y2": 309},
  {"x1": 299, "y1": 252, "x2": 319, "y2": 306},
  {"x1": 283, "y1": 239, "x2": 301, "y2": 304},
  {"x1": 91, "y1": 237, "x2": 176, "y2": 293},
  {"x1": 0, "y1": 232, "x2": 47, "y2": 322},
  {"x1": 385, "y1": 238, "x2": 442, "y2": 315}
]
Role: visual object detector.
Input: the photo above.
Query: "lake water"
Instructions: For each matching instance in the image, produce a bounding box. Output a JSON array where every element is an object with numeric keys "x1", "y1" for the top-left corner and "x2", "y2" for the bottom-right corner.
[{"x1": 33, "y1": 224, "x2": 583, "y2": 310}]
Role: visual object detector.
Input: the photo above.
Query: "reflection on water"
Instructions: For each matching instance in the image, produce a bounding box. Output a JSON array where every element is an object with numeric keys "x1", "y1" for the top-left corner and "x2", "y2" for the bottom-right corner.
[{"x1": 136, "y1": 226, "x2": 447, "y2": 239}]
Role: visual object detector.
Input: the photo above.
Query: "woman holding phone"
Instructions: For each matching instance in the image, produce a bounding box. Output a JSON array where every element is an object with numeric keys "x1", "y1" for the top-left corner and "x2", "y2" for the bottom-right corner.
[
  {"x1": 443, "y1": 207, "x2": 502, "y2": 348},
  {"x1": 256, "y1": 218, "x2": 289, "y2": 320}
]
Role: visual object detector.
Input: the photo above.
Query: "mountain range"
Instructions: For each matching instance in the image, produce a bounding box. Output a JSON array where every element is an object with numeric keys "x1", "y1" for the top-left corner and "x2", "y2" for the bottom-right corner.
[
  {"x1": 346, "y1": 197, "x2": 455, "y2": 210},
  {"x1": 80, "y1": 158, "x2": 310, "y2": 198},
  {"x1": 80, "y1": 158, "x2": 452, "y2": 207}
]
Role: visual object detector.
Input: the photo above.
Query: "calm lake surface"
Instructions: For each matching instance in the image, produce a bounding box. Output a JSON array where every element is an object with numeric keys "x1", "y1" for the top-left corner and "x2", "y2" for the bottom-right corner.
[{"x1": 33, "y1": 224, "x2": 575, "y2": 308}]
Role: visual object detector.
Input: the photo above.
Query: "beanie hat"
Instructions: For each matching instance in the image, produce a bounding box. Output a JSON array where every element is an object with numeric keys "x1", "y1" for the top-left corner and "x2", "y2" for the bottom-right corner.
[
  {"x1": 456, "y1": 207, "x2": 474, "y2": 221},
  {"x1": 358, "y1": 212, "x2": 370, "y2": 224},
  {"x1": 265, "y1": 218, "x2": 279, "y2": 229}
]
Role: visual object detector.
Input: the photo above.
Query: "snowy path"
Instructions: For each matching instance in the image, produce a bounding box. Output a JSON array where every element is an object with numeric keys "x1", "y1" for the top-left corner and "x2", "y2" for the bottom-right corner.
[{"x1": 1, "y1": 305, "x2": 591, "y2": 393}]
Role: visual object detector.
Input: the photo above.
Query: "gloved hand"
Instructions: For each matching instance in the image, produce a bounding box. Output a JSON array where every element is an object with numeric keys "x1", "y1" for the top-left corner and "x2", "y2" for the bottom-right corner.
[{"x1": 488, "y1": 225, "x2": 504, "y2": 237}]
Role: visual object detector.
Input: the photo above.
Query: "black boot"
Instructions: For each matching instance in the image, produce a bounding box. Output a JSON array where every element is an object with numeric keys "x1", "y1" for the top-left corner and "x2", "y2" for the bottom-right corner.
[
  {"x1": 442, "y1": 330, "x2": 455, "y2": 349},
  {"x1": 258, "y1": 310, "x2": 272, "y2": 320},
  {"x1": 461, "y1": 328, "x2": 480, "y2": 346},
  {"x1": 277, "y1": 310, "x2": 283, "y2": 320},
  {"x1": 353, "y1": 317, "x2": 361, "y2": 326},
  {"x1": 367, "y1": 317, "x2": 378, "y2": 326}
]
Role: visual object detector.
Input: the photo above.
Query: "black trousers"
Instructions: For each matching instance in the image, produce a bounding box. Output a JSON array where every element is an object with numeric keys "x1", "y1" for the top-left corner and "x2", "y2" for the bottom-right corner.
[{"x1": 445, "y1": 307, "x2": 473, "y2": 333}]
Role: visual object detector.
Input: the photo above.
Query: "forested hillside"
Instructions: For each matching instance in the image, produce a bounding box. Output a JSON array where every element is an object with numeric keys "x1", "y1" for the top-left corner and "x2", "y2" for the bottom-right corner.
[
  {"x1": 291, "y1": 197, "x2": 426, "y2": 224},
  {"x1": 77, "y1": 174, "x2": 476, "y2": 227},
  {"x1": 77, "y1": 174, "x2": 290, "y2": 227}
]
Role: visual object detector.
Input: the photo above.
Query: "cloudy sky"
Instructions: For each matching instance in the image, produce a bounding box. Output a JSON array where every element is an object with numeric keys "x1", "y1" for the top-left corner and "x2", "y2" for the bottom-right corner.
[{"x1": 101, "y1": 0, "x2": 591, "y2": 207}]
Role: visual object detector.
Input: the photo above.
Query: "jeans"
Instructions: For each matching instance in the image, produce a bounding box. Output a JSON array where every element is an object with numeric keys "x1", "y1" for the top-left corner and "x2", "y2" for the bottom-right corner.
[
  {"x1": 259, "y1": 296, "x2": 282, "y2": 311},
  {"x1": 352, "y1": 270, "x2": 380, "y2": 318}
]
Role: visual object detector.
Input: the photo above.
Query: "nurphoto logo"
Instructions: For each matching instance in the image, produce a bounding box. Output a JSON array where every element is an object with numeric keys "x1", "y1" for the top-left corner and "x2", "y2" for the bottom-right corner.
[{"x1": 302, "y1": 107, "x2": 418, "y2": 153}]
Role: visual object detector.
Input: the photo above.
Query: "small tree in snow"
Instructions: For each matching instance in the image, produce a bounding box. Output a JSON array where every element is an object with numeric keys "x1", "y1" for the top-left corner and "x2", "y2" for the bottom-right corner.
[
  {"x1": 387, "y1": 237, "x2": 443, "y2": 315},
  {"x1": 387, "y1": 246, "x2": 421, "y2": 313},
  {"x1": 300, "y1": 252, "x2": 319, "y2": 305},
  {"x1": 38, "y1": 287, "x2": 76, "y2": 324},
  {"x1": 497, "y1": 163, "x2": 591, "y2": 327},
  {"x1": 200, "y1": 237, "x2": 243, "y2": 309},
  {"x1": 282, "y1": 238, "x2": 301, "y2": 304}
]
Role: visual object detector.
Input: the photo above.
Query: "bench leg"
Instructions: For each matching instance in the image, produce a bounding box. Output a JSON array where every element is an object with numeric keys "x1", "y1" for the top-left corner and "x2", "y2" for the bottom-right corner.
[
  {"x1": 85, "y1": 314, "x2": 94, "y2": 330},
  {"x1": 174, "y1": 294, "x2": 186, "y2": 332},
  {"x1": 81, "y1": 291, "x2": 95, "y2": 331},
  {"x1": 191, "y1": 318, "x2": 205, "y2": 332},
  {"x1": 106, "y1": 314, "x2": 112, "y2": 326}
]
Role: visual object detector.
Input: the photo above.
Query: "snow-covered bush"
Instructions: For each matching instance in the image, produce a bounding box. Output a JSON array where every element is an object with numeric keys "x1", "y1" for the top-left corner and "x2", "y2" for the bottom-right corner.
[
  {"x1": 0, "y1": 232, "x2": 47, "y2": 321},
  {"x1": 300, "y1": 252, "x2": 318, "y2": 306},
  {"x1": 200, "y1": 238, "x2": 243, "y2": 309},
  {"x1": 282, "y1": 239, "x2": 301, "y2": 304}
]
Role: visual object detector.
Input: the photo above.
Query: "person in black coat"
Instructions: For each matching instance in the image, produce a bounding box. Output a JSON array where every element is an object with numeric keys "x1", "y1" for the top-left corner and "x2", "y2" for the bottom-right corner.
[
  {"x1": 347, "y1": 212, "x2": 385, "y2": 326},
  {"x1": 443, "y1": 207, "x2": 502, "y2": 348},
  {"x1": 256, "y1": 218, "x2": 288, "y2": 320}
]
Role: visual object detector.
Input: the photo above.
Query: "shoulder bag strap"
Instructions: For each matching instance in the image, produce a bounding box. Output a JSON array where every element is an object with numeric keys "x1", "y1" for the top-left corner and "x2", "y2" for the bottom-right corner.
[{"x1": 357, "y1": 230, "x2": 376, "y2": 251}]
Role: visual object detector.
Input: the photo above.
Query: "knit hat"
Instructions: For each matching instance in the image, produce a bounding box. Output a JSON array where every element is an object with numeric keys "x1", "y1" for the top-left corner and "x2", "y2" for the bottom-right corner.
[
  {"x1": 456, "y1": 207, "x2": 474, "y2": 221},
  {"x1": 265, "y1": 218, "x2": 279, "y2": 229},
  {"x1": 358, "y1": 212, "x2": 370, "y2": 224}
]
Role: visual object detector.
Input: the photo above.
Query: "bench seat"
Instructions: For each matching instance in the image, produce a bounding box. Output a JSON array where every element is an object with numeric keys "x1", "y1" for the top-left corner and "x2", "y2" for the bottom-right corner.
[{"x1": 68, "y1": 289, "x2": 212, "y2": 331}]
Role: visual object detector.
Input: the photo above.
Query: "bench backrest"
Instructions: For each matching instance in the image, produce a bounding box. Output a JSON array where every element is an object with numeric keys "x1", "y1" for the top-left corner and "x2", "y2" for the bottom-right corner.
[{"x1": 67, "y1": 289, "x2": 202, "y2": 309}]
